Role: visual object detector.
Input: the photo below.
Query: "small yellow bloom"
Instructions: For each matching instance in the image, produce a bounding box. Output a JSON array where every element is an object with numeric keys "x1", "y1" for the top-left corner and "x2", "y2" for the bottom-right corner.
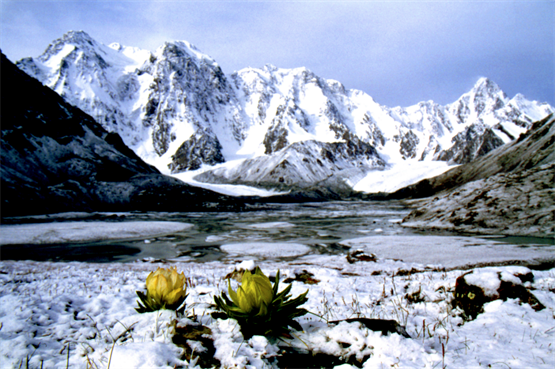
[
  {"x1": 229, "y1": 268, "x2": 274, "y2": 315},
  {"x1": 145, "y1": 267, "x2": 187, "y2": 308},
  {"x1": 214, "y1": 267, "x2": 309, "y2": 338}
]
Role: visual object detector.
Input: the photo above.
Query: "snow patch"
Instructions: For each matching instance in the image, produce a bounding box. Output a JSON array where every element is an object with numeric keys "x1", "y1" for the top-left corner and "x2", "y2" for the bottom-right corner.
[
  {"x1": 220, "y1": 242, "x2": 311, "y2": 258},
  {"x1": 353, "y1": 161, "x2": 456, "y2": 193},
  {"x1": 172, "y1": 168, "x2": 287, "y2": 197}
]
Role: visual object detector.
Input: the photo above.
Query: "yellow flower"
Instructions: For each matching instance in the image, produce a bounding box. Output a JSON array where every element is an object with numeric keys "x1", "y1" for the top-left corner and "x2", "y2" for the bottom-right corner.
[
  {"x1": 136, "y1": 267, "x2": 187, "y2": 312},
  {"x1": 214, "y1": 267, "x2": 309, "y2": 338},
  {"x1": 229, "y1": 268, "x2": 274, "y2": 316}
]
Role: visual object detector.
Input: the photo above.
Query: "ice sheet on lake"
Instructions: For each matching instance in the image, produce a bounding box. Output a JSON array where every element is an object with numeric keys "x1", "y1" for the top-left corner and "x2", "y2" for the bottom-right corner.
[
  {"x1": 244, "y1": 222, "x2": 295, "y2": 229},
  {"x1": 221, "y1": 242, "x2": 310, "y2": 258},
  {"x1": 0, "y1": 221, "x2": 193, "y2": 245},
  {"x1": 340, "y1": 235, "x2": 555, "y2": 269}
]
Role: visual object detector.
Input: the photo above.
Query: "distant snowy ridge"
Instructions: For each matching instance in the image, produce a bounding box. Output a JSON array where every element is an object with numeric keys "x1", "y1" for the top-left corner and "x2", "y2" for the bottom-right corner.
[{"x1": 16, "y1": 31, "x2": 554, "y2": 191}]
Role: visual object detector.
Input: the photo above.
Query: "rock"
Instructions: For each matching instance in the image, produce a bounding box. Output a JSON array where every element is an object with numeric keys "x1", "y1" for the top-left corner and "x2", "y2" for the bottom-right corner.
[
  {"x1": 172, "y1": 323, "x2": 218, "y2": 368},
  {"x1": 347, "y1": 249, "x2": 377, "y2": 263},
  {"x1": 276, "y1": 347, "x2": 363, "y2": 369},
  {"x1": 169, "y1": 127, "x2": 225, "y2": 172},
  {"x1": 329, "y1": 318, "x2": 411, "y2": 338},
  {"x1": 283, "y1": 270, "x2": 320, "y2": 285},
  {"x1": 224, "y1": 260, "x2": 257, "y2": 282},
  {"x1": 452, "y1": 268, "x2": 545, "y2": 320}
]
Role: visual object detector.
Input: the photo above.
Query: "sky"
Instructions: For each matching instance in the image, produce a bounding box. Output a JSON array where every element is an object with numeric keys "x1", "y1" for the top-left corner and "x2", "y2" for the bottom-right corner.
[{"x1": 1, "y1": 0, "x2": 554, "y2": 107}]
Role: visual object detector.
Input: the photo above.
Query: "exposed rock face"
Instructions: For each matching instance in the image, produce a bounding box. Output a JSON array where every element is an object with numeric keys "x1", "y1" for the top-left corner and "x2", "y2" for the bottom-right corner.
[
  {"x1": 397, "y1": 114, "x2": 555, "y2": 237},
  {"x1": 15, "y1": 31, "x2": 554, "y2": 190},
  {"x1": 436, "y1": 126, "x2": 505, "y2": 164},
  {"x1": 169, "y1": 128, "x2": 225, "y2": 172},
  {"x1": 0, "y1": 53, "x2": 244, "y2": 216},
  {"x1": 195, "y1": 138, "x2": 385, "y2": 188}
]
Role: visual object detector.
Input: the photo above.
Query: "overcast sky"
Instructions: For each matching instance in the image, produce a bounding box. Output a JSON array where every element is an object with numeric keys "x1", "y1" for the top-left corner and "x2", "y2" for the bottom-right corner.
[{"x1": 1, "y1": 0, "x2": 553, "y2": 107}]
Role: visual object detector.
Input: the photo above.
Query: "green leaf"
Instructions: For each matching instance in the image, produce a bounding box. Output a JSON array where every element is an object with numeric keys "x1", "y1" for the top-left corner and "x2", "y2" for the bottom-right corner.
[
  {"x1": 273, "y1": 270, "x2": 281, "y2": 296},
  {"x1": 287, "y1": 319, "x2": 304, "y2": 332}
]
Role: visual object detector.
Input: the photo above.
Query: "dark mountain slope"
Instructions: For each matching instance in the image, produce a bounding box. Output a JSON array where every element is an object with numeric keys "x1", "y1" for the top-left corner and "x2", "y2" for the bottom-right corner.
[
  {"x1": 0, "y1": 53, "x2": 244, "y2": 216},
  {"x1": 395, "y1": 114, "x2": 555, "y2": 237}
]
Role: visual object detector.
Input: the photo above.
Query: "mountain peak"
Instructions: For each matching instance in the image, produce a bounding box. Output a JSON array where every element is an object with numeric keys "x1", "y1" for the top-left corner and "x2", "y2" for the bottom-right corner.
[
  {"x1": 475, "y1": 76, "x2": 492, "y2": 85},
  {"x1": 472, "y1": 77, "x2": 505, "y2": 97},
  {"x1": 156, "y1": 40, "x2": 218, "y2": 67},
  {"x1": 58, "y1": 30, "x2": 97, "y2": 48},
  {"x1": 263, "y1": 64, "x2": 279, "y2": 72},
  {"x1": 36, "y1": 30, "x2": 100, "y2": 64}
]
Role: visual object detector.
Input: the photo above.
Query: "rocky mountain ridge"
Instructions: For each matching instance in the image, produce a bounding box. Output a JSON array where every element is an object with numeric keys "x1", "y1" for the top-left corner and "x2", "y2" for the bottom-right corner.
[
  {"x1": 0, "y1": 52, "x2": 247, "y2": 217},
  {"x1": 398, "y1": 114, "x2": 555, "y2": 237},
  {"x1": 16, "y1": 31, "x2": 554, "y2": 190}
]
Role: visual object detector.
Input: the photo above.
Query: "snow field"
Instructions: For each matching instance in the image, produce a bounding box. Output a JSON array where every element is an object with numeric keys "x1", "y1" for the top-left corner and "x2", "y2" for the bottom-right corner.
[
  {"x1": 172, "y1": 167, "x2": 288, "y2": 197},
  {"x1": 352, "y1": 161, "x2": 455, "y2": 194},
  {"x1": 1, "y1": 256, "x2": 553, "y2": 369}
]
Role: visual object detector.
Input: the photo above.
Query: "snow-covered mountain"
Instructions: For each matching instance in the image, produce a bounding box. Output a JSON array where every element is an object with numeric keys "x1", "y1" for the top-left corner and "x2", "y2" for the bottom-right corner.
[
  {"x1": 17, "y1": 31, "x2": 554, "y2": 191},
  {"x1": 0, "y1": 52, "x2": 247, "y2": 216}
]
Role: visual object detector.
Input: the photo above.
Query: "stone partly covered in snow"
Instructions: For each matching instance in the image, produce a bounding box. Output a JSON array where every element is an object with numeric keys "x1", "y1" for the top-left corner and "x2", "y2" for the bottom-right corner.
[
  {"x1": 453, "y1": 267, "x2": 545, "y2": 320},
  {"x1": 172, "y1": 322, "x2": 218, "y2": 368},
  {"x1": 282, "y1": 269, "x2": 320, "y2": 285},
  {"x1": 329, "y1": 318, "x2": 410, "y2": 338},
  {"x1": 16, "y1": 31, "x2": 554, "y2": 191},
  {"x1": 346, "y1": 249, "x2": 378, "y2": 264},
  {"x1": 398, "y1": 114, "x2": 555, "y2": 237},
  {"x1": 224, "y1": 260, "x2": 257, "y2": 282}
]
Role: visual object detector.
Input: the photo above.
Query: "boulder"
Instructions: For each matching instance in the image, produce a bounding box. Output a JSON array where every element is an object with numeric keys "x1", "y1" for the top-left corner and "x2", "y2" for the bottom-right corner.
[{"x1": 452, "y1": 267, "x2": 544, "y2": 320}]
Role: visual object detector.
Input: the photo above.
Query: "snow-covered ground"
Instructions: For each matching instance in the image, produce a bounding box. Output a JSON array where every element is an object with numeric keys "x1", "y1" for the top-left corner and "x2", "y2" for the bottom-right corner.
[
  {"x1": 172, "y1": 167, "x2": 288, "y2": 197},
  {"x1": 172, "y1": 159, "x2": 455, "y2": 196},
  {"x1": 1, "y1": 224, "x2": 554, "y2": 368},
  {"x1": 351, "y1": 161, "x2": 455, "y2": 194}
]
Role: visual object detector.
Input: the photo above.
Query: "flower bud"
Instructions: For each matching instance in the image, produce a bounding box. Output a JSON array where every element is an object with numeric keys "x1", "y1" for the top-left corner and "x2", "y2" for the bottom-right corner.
[
  {"x1": 140, "y1": 266, "x2": 187, "y2": 311},
  {"x1": 229, "y1": 268, "x2": 273, "y2": 315}
]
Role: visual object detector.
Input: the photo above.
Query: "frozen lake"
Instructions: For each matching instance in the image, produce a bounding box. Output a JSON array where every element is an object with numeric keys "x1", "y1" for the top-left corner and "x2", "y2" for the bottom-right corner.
[{"x1": 1, "y1": 201, "x2": 553, "y2": 268}]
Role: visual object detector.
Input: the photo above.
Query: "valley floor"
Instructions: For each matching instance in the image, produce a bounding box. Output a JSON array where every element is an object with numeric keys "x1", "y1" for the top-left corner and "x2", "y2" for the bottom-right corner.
[{"x1": 1, "y1": 253, "x2": 554, "y2": 368}]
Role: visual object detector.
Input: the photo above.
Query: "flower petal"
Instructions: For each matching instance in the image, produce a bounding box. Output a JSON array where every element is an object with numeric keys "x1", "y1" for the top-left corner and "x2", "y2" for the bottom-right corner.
[{"x1": 228, "y1": 279, "x2": 240, "y2": 307}]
